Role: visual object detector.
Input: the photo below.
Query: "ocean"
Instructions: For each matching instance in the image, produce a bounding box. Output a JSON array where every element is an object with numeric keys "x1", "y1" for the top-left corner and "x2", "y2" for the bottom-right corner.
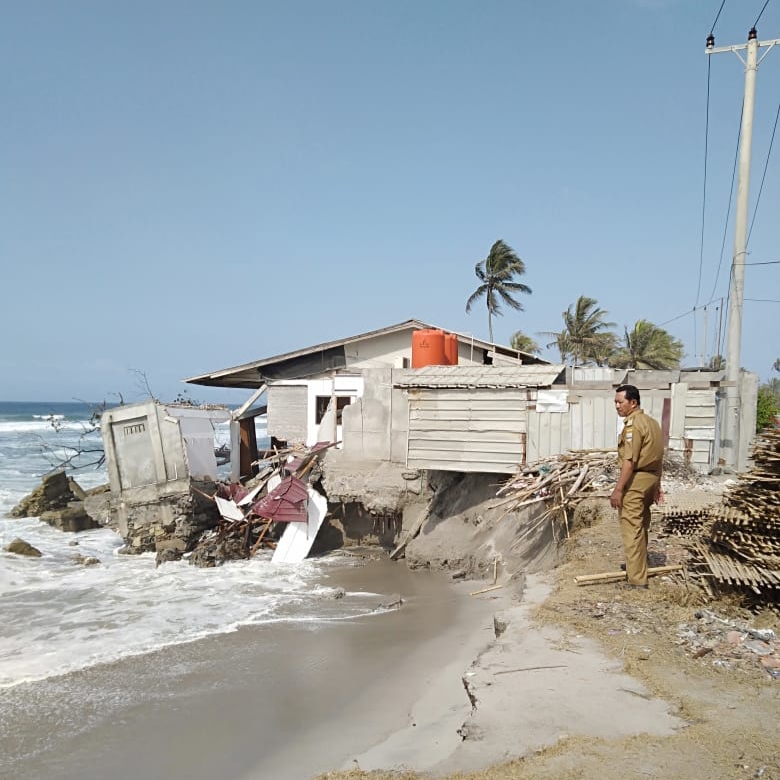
[
  {"x1": 0, "y1": 401, "x2": 483, "y2": 780},
  {"x1": 0, "y1": 401, "x2": 394, "y2": 690}
]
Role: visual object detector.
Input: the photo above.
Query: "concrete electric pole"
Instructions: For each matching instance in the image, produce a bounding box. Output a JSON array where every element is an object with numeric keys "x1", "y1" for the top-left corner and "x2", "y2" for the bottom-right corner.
[{"x1": 705, "y1": 28, "x2": 780, "y2": 470}]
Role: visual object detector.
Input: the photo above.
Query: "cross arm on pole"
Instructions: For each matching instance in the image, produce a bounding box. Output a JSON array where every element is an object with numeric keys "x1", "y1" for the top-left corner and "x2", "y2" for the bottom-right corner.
[{"x1": 705, "y1": 37, "x2": 780, "y2": 55}]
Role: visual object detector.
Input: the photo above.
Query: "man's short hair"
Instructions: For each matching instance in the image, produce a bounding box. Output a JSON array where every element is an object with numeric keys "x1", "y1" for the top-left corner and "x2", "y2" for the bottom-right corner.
[{"x1": 616, "y1": 384, "x2": 641, "y2": 404}]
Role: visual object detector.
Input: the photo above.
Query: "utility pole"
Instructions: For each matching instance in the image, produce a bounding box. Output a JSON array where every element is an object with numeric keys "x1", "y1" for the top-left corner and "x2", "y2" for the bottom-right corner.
[{"x1": 706, "y1": 28, "x2": 780, "y2": 470}]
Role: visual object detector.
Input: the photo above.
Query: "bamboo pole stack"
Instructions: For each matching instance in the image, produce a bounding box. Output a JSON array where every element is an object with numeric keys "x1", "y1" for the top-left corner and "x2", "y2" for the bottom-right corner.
[
  {"x1": 496, "y1": 449, "x2": 617, "y2": 534},
  {"x1": 690, "y1": 428, "x2": 780, "y2": 602}
]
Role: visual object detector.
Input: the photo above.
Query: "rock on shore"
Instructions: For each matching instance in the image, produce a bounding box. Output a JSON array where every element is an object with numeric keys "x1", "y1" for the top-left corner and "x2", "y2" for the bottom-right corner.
[{"x1": 10, "y1": 470, "x2": 107, "y2": 532}]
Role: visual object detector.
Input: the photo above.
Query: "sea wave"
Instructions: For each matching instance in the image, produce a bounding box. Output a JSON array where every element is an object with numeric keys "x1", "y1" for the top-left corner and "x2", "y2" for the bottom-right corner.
[{"x1": 0, "y1": 519, "x2": 382, "y2": 689}]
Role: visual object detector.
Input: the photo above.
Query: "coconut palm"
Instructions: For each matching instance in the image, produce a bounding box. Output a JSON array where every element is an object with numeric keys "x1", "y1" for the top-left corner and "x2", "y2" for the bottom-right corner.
[
  {"x1": 509, "y1": 330, "x2": 540, "y2": 354},
  {"x1": 543, "y1": 296, "x2": 616, "y2": 366},
  {"x1": 590, "y1": 332, "x2": 620, "y2": 367},
  {"x1": 465, "y1": 240, "x2": 531, "y2": 343},
  {"x1": 611, "y1": 320, "x2": 684, "y2": 370}
]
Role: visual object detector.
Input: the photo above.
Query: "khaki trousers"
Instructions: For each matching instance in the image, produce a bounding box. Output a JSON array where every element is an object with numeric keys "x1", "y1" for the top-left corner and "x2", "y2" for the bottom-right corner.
[{"x1": 619, "y1": 471, "x2": 659, "y2": 587}]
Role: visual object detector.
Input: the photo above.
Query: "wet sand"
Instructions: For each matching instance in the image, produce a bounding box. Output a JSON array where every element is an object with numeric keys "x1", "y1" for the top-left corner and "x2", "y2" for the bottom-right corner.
[{"x1": 0, "y1": 560, "x2": 502, "y2": 780}]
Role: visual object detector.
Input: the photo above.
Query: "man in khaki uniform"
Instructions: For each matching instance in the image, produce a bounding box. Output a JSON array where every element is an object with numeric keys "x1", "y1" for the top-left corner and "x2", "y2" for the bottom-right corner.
[{"x1": 610, "y1": 384, "x2": 664, "y2": 588}]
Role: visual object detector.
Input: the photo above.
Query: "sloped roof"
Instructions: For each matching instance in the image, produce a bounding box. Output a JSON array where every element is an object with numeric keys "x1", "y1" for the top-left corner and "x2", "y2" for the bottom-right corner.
[
  {"x1": 185, "y1": 318, "x2": 549, "y2": 388},
  {"x1": 393, "y1": 364, "x2": 565, "y2": 389}
]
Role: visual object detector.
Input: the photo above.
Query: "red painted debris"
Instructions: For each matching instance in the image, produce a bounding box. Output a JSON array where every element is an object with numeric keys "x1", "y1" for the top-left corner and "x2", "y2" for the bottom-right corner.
[{"x1": 250, "y1": 475, "x2": 309, "y2": 523}]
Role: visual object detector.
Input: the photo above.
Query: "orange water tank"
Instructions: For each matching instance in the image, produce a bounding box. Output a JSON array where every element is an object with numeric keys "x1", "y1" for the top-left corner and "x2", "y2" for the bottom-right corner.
[
  {"x1": 411, "y1": 329, "x2": 447, "y2": 368},
  {"x1": 444, "y1": 333, "x2": 459, "y2": 366}
]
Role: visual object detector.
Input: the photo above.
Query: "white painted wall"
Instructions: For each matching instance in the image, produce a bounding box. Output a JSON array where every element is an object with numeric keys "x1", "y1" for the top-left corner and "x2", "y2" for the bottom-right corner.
[{"x1": 270, "y1": 375, "x2": 365, "y2": 446}]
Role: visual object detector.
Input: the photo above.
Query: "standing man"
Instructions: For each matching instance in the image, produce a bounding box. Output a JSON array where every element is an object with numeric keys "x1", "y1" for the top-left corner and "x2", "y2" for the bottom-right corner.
[{"x1": 610, "y1": 384, "x2": 664, "y2": 588}]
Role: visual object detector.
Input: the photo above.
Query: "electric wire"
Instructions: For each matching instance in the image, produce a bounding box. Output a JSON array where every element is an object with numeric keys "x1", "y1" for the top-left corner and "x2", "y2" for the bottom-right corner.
[
  {"x1": 710, "y1": 0, "x2": 727, "y2": 35},
  {"x1": 747, "y1": 98, "x2": 780, "y2": 245},
  {"x1": 659, "y1": 309, "x2": 695, "y2": 327},
  {"x1": 708, "y1": 104, "x2": 743, "y2": 303},
  {"x1": 696, "y1": 57, "x2": 713, "y2": 307},
  {"x1": 754, "y1": 0, "x2": 771, "y2": 27},
  {"x1": 745, "y1": 298, "x2": 780, "y2": 302},
  {"x1": 738, "y1": 259, "x2": 780, "y2": 265}
]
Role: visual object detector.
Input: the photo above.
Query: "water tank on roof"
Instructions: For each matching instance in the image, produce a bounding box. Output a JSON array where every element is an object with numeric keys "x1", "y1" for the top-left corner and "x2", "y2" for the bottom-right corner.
[
  {"x1": 444, "y1": 333, "x2": 458, "y2": 366},
  {"x1": 411, "y1": 329, "x2": 447, "y2": 368}
]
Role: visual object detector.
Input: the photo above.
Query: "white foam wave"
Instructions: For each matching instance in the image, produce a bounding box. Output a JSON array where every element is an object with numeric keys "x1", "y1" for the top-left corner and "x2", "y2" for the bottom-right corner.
[
  {"x1": 0, "y1": 519, "x2": 381, "y2": 688},
  {"x1": 0, "y1": 420, "x2": 94, "y2": 434}
]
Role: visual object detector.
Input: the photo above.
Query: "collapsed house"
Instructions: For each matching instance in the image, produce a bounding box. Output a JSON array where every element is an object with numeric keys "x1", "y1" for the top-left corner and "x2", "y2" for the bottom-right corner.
[{"x1": 100, "y1": 319, "x2": 759, "y2": 563}]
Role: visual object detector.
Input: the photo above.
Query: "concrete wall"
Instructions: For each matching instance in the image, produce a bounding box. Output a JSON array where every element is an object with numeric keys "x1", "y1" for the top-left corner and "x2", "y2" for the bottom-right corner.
[
  {"x1": 267, "y1": 375, "x2": 365, "y2": 446},
  {"x1": 338, "y1": 368, "x2": 407, "y2": 461},
  {"x1": 100, "y1": 402, "x2": 227, "y2": 551},
  {"x1": 267, "y1": 385, "x2": 308, "y2": 443}
]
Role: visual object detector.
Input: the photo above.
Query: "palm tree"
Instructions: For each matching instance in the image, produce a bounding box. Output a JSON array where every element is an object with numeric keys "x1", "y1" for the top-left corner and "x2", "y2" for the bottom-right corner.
[
  {"x1": 465, "y1": 240, "x2": 531, "y2": 343},
  {"x1": 611, "y1": 320, "x2": 684, "y2": 369},
  {"x1": 590, "y1": 332, "x2": 620, "y2": 367},
  {"x1": 510, "y1": 330, "x2": 540, "y2": 354},
  {"x1": 543, "y1": 296, "x2": 616, "y2": 366}
]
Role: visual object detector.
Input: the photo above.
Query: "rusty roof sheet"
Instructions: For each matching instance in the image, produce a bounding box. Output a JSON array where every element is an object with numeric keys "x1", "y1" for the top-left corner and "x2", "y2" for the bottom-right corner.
[
  {"x1": 393, "y1": 364, "x2": 565, "y2": 389},
  {"x1": 250, "y1": 476, "x2": 309, "y2": 523}
]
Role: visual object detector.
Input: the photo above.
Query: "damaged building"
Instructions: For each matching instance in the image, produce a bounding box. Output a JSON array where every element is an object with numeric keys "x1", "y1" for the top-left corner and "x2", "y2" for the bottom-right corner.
[{"x1": 182, "y1": 319, "x2": 758, "y2": 553}]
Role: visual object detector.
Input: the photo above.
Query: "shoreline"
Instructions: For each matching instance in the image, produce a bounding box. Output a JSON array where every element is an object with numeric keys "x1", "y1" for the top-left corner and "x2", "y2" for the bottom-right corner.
[
  {"x1": 0, "y1": 559, "x2": 504, "y2": 780},
  {"x1": 0, "y1": 555, "x2": 686, "y2": 780}
]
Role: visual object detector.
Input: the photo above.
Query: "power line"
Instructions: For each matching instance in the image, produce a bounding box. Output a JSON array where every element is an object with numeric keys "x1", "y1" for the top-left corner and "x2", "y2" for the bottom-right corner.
[
  {"x1": 696, "y1": 57, "x2": 713, "y2": 307},
  {"x1": 659, "y1": 309, "x2": 695, "y2": 327},
  {"x1": 754, "y1": 0, "x2": 771, "y2": 27},
  {"x1": 710, "y1": 0, "x2": 727, "y2": 35},
  {"x1": 747, "y1": 98, "x2": 780, "y2": 245},
  {"x1": 745, "y1": 297, "x2": 780, "y2": 302},
  {"x1": 708, "y1": 104, "x2": 742, "y2": 302},
  {"x1": 737, "y1": 259, "x2": 780, "y2": 265}
]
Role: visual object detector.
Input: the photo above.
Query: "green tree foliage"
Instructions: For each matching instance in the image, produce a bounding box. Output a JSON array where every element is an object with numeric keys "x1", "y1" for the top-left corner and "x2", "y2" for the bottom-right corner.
[
  {"x1": 465, "y1": 240, "x2": 531, "y2": 343},
  {"x1": 611, "y1": 320, "x2": 684, "y2": 370},
  {"x1": 756, "y1": 385, "x2": 780, "y2": 432},
  {"x1": 708, "y1": 354, "x2": 725, "y2": 371},
  {"x1": 509, "y1": 330, "x2": 540, "y2": 354},
  {"x1": 756, "y1": 360, "x2": 780, "y2": 431},
  {"x1": 543, "y1": 296, "x2": 616, "y2": 366}
]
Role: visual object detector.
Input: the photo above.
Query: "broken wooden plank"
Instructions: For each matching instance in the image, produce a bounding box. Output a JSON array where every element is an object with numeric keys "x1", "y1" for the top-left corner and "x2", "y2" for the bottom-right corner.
[{"x1": 574, "y1": 564, "x2": 684, "y2": 586}]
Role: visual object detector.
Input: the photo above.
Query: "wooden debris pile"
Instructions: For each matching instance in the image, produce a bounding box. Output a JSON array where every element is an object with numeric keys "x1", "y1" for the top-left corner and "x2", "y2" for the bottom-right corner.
[
  {"x1": 495, "y1": 449, "x2": 617, "y2": 536},
  {"x1": 660, "y1": 507, "x2": 714, "y2": 537},
  {"x1": 670, "y1": 428, "x2": 780, "y2": 604},
  {"x1": 187, "y1": 442, "x2": 334, "y2": 567}
]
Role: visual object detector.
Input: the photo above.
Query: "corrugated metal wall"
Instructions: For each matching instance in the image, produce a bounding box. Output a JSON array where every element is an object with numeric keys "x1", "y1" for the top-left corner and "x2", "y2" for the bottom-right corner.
[
  {"x1": 668, "y1": 383, "x2": 718, "y2": 468},
  {"x1": 406, "y1": 388, "x2": 527, "y2": 473},
  {"x1": 398, "y1": 381, "x2": 731, "y2": 475}
]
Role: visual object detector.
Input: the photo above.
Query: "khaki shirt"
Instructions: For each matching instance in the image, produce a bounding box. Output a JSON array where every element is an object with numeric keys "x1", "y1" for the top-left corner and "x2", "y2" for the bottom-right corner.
[{"x1": 618, "y1": 408, "x2": 663, "y2": 475}]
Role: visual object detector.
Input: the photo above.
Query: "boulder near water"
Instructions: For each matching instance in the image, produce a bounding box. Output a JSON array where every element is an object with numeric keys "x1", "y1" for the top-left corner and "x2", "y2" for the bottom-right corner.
[
  {"x1": 5, "y1": 538, "x2": 43, "y2": 557},
  {"x1": 10, "y1": 470, "x2": 102, "y2": 532}
]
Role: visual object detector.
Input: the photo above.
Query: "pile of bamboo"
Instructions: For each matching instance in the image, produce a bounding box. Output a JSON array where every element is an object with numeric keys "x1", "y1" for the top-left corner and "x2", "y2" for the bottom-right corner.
[
  {"x1": 723, "y1": 427, "x2": 780, "y2": 522},
  {"x1": 687, "y1": 428, "x2": 780, "y2": 601},
  {"x1": 661, "y1": 507, "x2": 714, "y2": 537},
  {"x1": 495, "y1": 449, "x2": 617, "y2": 535}
]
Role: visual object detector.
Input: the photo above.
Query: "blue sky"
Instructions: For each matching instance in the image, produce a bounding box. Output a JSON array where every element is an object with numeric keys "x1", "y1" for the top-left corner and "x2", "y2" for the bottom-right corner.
[{"x1": 1, "y1": 0, "x2": 778, "y2": 404}]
